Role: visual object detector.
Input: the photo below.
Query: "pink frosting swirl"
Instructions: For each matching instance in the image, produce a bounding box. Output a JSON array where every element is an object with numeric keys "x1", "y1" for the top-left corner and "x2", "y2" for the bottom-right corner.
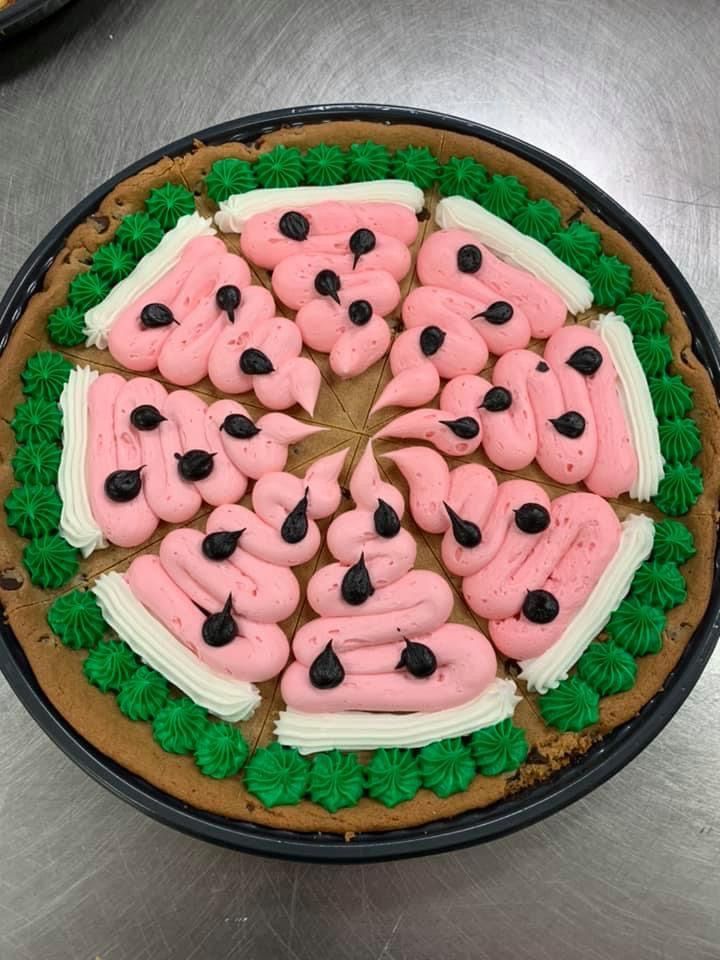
[
  {"x1": 280, "y1": 442, "x2": 498, "y2": 714},
  {"x1": 123, "y1": 450, "x2": 347, "y2": 683},
  {"x1": 386, "y1": 446, "x2": 622, "y2": 661},
  {"x1": 86, "y1": 372, "x2": 323, "y2": 548}
]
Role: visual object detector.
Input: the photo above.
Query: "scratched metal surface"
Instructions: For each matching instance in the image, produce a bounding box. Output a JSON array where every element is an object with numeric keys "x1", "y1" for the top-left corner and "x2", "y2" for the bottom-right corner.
[{"x1": 1, "y1": 0, "x2": 719, "y2": 957}]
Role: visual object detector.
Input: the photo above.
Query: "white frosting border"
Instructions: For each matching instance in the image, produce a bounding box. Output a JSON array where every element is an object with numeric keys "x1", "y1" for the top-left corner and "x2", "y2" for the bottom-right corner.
[
  {"x1": 58, "y1": 366, "x2": 106, "y2": 558},
  {"x1": 435, "y1": 195, "x2": 593, "y2": 314},
  {"x1": 84, "y1": 212, "x2": 216, "y2": 348},
  {"x1": 519, "y1": 514, "x2": 655, "y2": 694},
  {"x1": 274, "y1": 677, "x2": 520, "y2": 754},
  {"x1": 592, "y1": 312, "x2": 665, "y2": 501},
  {"x1": 92, "y1": 572, "x2": 261, "y2": 722},
  {"x1": 215, "y1": 180, "x2": 425, "y2": 232}
]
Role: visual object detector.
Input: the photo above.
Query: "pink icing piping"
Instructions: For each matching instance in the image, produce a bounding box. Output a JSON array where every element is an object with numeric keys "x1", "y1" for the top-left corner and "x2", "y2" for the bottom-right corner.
[
  {"x1": 106, "y1": 238, "x2": 320, "y2": 412},
  {"x1": 376, "y1": 324, "x2": 637, "y2": 498},
  {"x1": 86, "y1": 372, "x2": 323, "y2": 548},
  {"x1": 385, "y1": 446, "x2": 621, "y2": 661},
  {"x1": 280, "y1": 442, "x2": 498, "y2": 714},
  {"x1": 123, "y1": 450, "x2": 347, "y2": 683}
]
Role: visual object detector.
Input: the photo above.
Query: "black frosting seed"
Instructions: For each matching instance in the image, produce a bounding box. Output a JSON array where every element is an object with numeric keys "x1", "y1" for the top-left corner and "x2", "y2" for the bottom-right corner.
[
  {"x1": 457, "y1": 243, "x2": 483, "y2": 273},
  {"x1": 549, "y1": 411, "x2": 586, "y2": 438},
  {"x1": 202, "y1": 595, "x2": 238, "y2": 647},
  {"x1": 374, "y1": 498, "x2": 401, "y2": 538},
  {"x1": 279, "y1": 210, "x2": 310, "y2": 241},
  {"x1": 514, "y1": 503, "x2": 551, "y2": 534},
  {"x1": 175, "y1": 449, "x2": 216, "y2": 481},
  {"x1": 201, "y1": 529, "x2": 244, "y2": 560},
  {"x1": 140, "y1": 302, "x2": 176, "y2": 328},
  {"x1": 396, "y1": 638, "x2": 437, "y2": 678},
  {"x1": 314, "y1": 269, "x2": 341, "y2": 303},
  {"x1": 419, "y1": 325, "x2": 446, "y2": 356},
  {"x1": 567, "y1": 346, "x2": 603, "y2": 375},
  {"x1": 281, "y1": 488, "x2": 309, "y2": 544},
  {"x1": 472, "y1": 300, "x2": 514, "y2": 325},
  {"x1": 104, "y1": 467, "x2": 143, "y2": 502},
  {"x1": 349, "y1": 228, "x2": 376, "y2": 268},
  {"x1": 522, "y1": 589, "x2": 559, "y2": 624},
  {"x1": 444, "y1": 502, "x2": 482, "y2": 548},
  {"x1": 240, "y1": 348, "x2": 274, "y2": 375},
  {"x1": 348, "y1": 299, "x2": 372, "y2": 326},
  {"x1": 480, "y1": 386, "x2": 512, "y2": 412},
  {"x1": 216, "y1": 284, "x2": 241, "y2": 323},
  {"x1": 439, "y1": 416, "x2": 480, "y2": 439},
  {"x1": 220, "y1": 413, "x2": 261, "y2": 439},
  {"x1": 130, "y1": 404, "x2": 166, "y2": 431},
  {"x1": 341, "y1": 553, "x2": 374, "y2": 605},
  {"x1": 536, "y1": 361, "x2": 550, "y2": 372},
  {"x1": 309, "y1": 641, "x2": 345, "y2": 689}
]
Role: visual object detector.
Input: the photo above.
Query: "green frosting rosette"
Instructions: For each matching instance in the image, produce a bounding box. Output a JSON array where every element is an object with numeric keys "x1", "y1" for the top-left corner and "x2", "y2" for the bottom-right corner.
[
  {"x1": 307, "y1": 750, "x2": 365, "y2": 812},
  {"x1": 616, "y1": 292, "x2": 668, "y2": 335},
  {"x1": 205, "y1": 157, "x2": 257, "y2": 202},
  {"x1": 585, "y1": 254, "x2": 632, "y2": 307},
  {"x1": 301, "y1": 143, "x2": 348, "y2": 186},
  {"x1": 117, "y1": 665, "x2": 170, "y2": 722},
  {"x1": 438, "y1": 155, "x2": 488, "y2": 198},
  {"x1": 652, "y1": 519, "x2": 696, "y2": 565},
  {"x1": 547, "y1": 221, "x2": 601, "y2": 271},
  {"x1": 23, "y1": 534, "x2": 78, "y2": 588},
  {"x1": 152, "y1": 697, "x2": 208, "y2": 754},
  {"x1": 115, "y1": 212, "x2": 164, "y2": 258},
  {"x1": 254, "y1": 145, "x2": 304, "y2": 189},
  {"x1": 244, "y1": 742, "x2": 309, "y2": 807},
  {"x1": 11, "y1": 397, "x2": 63, "y2": 446},
  {"x1": 539, "y1": 677, "x2": 600, "y2": 732},
  {"x1": 5, "y1": 484, "x2": 62, "y2": 538},
  {"x1": 577, "y1": 641, "x2": 637, "y2": 696},
  {"x1": 477, "y1": 174, "x2": 528, "y2": 221},
  {"x1": 390, "y1": 146, "x2": 440, "y2": 189},
  {"x1": 632, "y1": 333, "x2": 672, "y2": 377},
  {"x1": 47, "y1": 304, "x2": 85, "y2": 347},
  {"x1": 658, "y1": 417, "x2": 702, "y2": 463},
  {"x1": 648, "y1": 374, "x2": 694, "y2": 419},
  {"x1": 194, "y1": 722, "x2": 249, "y2": 779},
  {"x1": 47, "y1": 589, "x2": 106, "y2": 650},
  {"x1": 631, "y1": 561, "x2": 687, "y2": 609},
  {"x1": 21, "y1": 352, "x2": 73, "y2": 402},
  {"x1": 653, "y1": 462, "x2": 703, "y2": 516},
  {"x1": 145, "y1": 182, "x2": 195, "y2": 230},
  {"x1": 605, "y1": 595, "x2": 665, "y2": 657},
  {"x1": 365, "y1": 747, "x2": 421, "y2": 808},
  {"x1": 418, "y1": 737, "x2": 476, "y2": 798},
  {"x1": 512, "y1": 198, "x2": 562, "y2": 243},
  {"x1": 470, "y1": 719, "x2": 529, "y2": 776},
  {"x1": 346, "y1": 141, "x2": 391, "y2": 182},
  {"x1": 11, "y1": 440, "x2": 61, "y2": 487},
  {"x1": 90, "y1": 241, "x2": 137, "y2": 284},
  {"x1": 83, "y1": 640, "x2": 138, "y2": 693},
  {"x1": 67, "y1": 271, "x2": 110, "y2": 312}
]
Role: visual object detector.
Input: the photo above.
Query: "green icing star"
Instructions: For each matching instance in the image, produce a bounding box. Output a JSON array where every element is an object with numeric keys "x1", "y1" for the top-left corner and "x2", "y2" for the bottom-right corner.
[
  {"x1": 346, "y1": 141, "x2": 391, "y2": 182},
  {"x1": 658, "y1": 417, "x2": 702, "y2": 464},
  {"x1": 652, "y1": 519, "x2": 696, "y2": 566},
  {"x1": 11, "y1": 440, "x2": 61, "y2": 487},
  {"x1": 254, "y1": 146, "x2": 304, "y2": 189},
  {"x1": 205, "y1": 157, "x2": 257, "y2": 202},
  {"x1": 365, "y1": 747, "x2": 421, "y2": 808},
  {"x1": 152, "y1": 697, "x2": 209, "y2": 755},
  {"x1": 47, "y1": 589, "x2": 107, "y2": 650},
  {"x1": 512, "y1": 198, "x2": 563, "y2": 243},
  {"x1": 438, "y1": 155, "x2": 488, "y2": 199},
  {"x1": 605, "y1": 595, "x2": 665, "y2": 657},
  {"x1": 90, "y1": 242, "x2": 137, "y2": 284},
  {"x1": 616, "y1": 292, "x2": 668, "y2": 335},
  {"x1": 47, "y1": 304, "x2": 85, "y2": 347},
  {"x1": 648, "y1": 373, "x2": 694, "y2": 419},
  {"x1": 632, "y1": 332, "x2": 672, "y2": 377},
  {"x1": 585, "y1": 254, "x2": 633, "y2": 307},
  {"x1": 390, "y1": 146, "x2": 440, "y2": 189},
  {"x1": 653, "y1": 462, "x2": 703, "y2": 516},
  {"x1": 301, "y1": 144, "x2": 348, "y2": 186},
  {"x1": 576, "y1": 641, "x2": 637, "y2": 696},
  {"x1": 418, "y1": 737, "x2": 476, "y2": 797},
  {"x1": 476, "y1": 174, "x2": 528, "y2": 221},
  {"x1": 470, "y1": 719, "x2": 529, "y2": 776},
  {"x1": 5, "y1": 484, "x2": 62, "y2": 539},
  {"x1": 83, "y1": 640, "x2": 138, "y2": 693},
  {"x1": 117, "y1": 666, "x2": 170, "y2": 722},
  {"x1": 631, "y1": 560, "x2": 687, "y2": 609},
  {"x1": 145, "y1": 182, "x2": 196, "y2": 230},
  {"x1": 67, "y1": 271, "x2": 110, "y2": 312},
  {"x1": 194, "y1": 722, "x2": 249, "y2": 778},
  {"x1": 21, "y1": 352, "x2": 73, "y2": 402},
  {"x1": 547, "y1": 221, "x2": 601, "y2": 272},
  {"x1": 115, "y1": 212, "x2": 164, "y2": 258},
  {"x1": 539, "y1": 676, "x2": 599, "y2": 732},
  {"x1": 307, "y1": 750, "x2": 365, "y2": 812},
  {"x1": 23, "y1": 534, "x2": 78, "y2": 588},
  {"x1": 11, "y1": 397, "x2": 63, "y2": 445},
  {"x1": 244, "y1": 743, "x2": 309, "y2": 807}
]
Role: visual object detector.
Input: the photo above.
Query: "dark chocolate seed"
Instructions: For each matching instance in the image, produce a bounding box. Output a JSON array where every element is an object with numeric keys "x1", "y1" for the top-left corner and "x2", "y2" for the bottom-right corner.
[
  {"x1": 140, "y1": 302, "x2": 176, "y2": 328},
  {"x1": 309, "y1": 641, "x2": 345, "y2": 689},
  {"x1": 549, "y1": 411, "x2": 586, "y2": 438},
  {"x1": 522, "y1": 589, "x2": 559, "y2": 624},
  {"x1": 314, "y1": 269, "x2": 341, "y2": 303},
  {"x1": 419, "y1": 325, "x2": 446, "y2": 356},
  {"x1": 175, "y1": 449, "x2": 216, "y2": 481},
  {"x1": 278, "y1": 210, "x2": 310, "y2": 241},
  {"x1": 341, "y1": 553, "x2": 374, "y2": 605},
  {"x1": 220, "y1": 413, "x2": 261, "y2": 439},
  {"x1": 536, "y1": 361, "x2": 550, "y2": 372},
  {"x1": 281, "y1": 488, "x2": 309, "y2": 544},
  {"x1": 216, "y1": 284, "x2": 241, "y2": 323},
  {"x1": 202, "y1": 595, "x2": 238, "y2": 646},
  {"x1": 374, "y1": 498, "x2": 401, "y2": 538},
  {"x1": 439, "y1": 416, "x2": 480, "y2": 439},
  {"x1": 240, "y1": 348, "x2": 274, "y2": 375},
  {"x1": 457, "y1": 243, "x2": 482, "y2": 273},
  {"x1": 514, "y1": 503, "x2": 551, "y2": 534},
  {"x1": 201, "y1": 529, "x2": 245, "y2": 561},
  {"x1": 480, "y1": 386, "x2": 512, "y2": 412},
  {"x1": 130, "y1": 404, "x2": 166, "y2": 431},
  {"x1": 567, "y1": 346, "x2": 603, "y2": 375},
  {"x1": 396, "y1": 638, "x2": 437, "y2": 678},
  {"x1": 444, "y1": 502, "x2": 482, "y2": 547},
  {"x1": 104, "y1": 467, "x2": 143, "y2": 502},
  {"x1": 349, "y1": 228, "x2": 376, "y2": 268},
  {"x1": 348, "y1": 299, "x2": 372, "y2": 326},
  {"x1": 472, "y1": 300, "x2": 513, "y2": 324}
]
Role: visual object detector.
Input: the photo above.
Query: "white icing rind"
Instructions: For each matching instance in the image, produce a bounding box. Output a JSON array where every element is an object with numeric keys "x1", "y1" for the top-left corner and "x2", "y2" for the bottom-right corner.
[
  {"x1": 435, "y1": 195, "x2": 593, "y2": 314},
  {"x1": 519, "y1": 514, "x2": 655, "y2": 694},
  {"x1": 592, "y1": 313, "x2": 665, "y2": 501},
  {"x1": 93, "y1": 572, "x2": 260, "y2": 721},
  {"x1": 84, "y1": 212, "x2": 216, "y2": 348},
  {"x1": 274, "y1": 677, "x2": 520, "y2": 754},
  {"x1": 58, "y1": 367, "x2": 106, "y2": 557},
  {"x1": 215, "y1": 180, "x2": 425, "y2": 232}
]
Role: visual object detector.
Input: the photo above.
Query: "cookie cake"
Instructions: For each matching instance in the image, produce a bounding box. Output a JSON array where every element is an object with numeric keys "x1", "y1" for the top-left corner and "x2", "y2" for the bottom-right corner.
[{"x1": 1, "y1": 118, "x2": 717, "y2": 838}]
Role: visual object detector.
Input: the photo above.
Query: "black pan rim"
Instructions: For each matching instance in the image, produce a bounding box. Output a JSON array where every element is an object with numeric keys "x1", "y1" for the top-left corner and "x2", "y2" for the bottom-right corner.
[{"x1": 1, "y1": 103, "x2": 718, "y2": 864}]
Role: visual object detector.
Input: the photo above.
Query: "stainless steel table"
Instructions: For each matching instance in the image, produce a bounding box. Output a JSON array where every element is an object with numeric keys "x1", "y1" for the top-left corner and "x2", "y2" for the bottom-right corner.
[{"x1": 1, "y1": 1, "x2": 718, "y2": 957}]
